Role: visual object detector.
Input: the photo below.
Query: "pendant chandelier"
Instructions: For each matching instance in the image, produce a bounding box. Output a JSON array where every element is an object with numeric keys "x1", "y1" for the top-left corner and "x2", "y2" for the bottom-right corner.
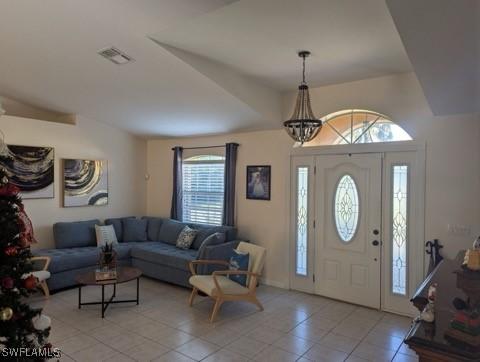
[{"x1": 283, "y1": 51, "x2": 322, "y2": 144}]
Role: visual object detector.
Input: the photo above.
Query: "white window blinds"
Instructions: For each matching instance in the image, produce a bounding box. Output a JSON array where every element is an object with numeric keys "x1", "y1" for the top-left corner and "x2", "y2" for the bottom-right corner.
[{"x1": 182, "y1": 156, "x2": 225, "y2": 225}]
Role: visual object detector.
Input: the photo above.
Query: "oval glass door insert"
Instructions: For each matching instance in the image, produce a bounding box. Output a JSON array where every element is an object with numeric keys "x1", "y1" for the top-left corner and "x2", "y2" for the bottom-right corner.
[{"x1": 334, "y1": 174, "x2": 360, "y2": 242}]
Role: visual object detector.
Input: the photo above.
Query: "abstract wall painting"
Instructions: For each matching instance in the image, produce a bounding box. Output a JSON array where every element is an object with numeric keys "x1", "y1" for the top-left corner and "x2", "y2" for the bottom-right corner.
[
  {"x1": 63, "y1": 159, "x2": 108, "y2": 207},
  {"x1": 0, "y1": 145, "x2": 54, "y2": 199}
]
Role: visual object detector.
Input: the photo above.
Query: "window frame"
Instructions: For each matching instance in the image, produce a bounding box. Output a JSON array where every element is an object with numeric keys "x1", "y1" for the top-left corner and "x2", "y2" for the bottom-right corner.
[{"x1": 182, "y1": 155, "x2": 225, "y2": 226}]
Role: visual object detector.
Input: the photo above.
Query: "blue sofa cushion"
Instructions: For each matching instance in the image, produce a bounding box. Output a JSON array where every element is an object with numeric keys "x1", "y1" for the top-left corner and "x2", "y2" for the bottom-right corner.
[
  {"x1": 158, "y1": 219, "x2": 187, "y2": 245},
  {"x1": 131, "y1": 242, "x2": 197, "y2": 272},
  {"x1": 34, "y1": 247, "x2": 101, "y2": 273},
  {"x1": 34, "y1": 242, "x2": 154, "y2": 273},
  {"x1": 53, "y1": 219, "x2": 100, "y2": 249},
  {"x1": 198, "y1": 232, "x2": 226, "y2": 258},
  {"x1": 142, "y1": 217, "x2": 163, "y2": 241},
  {"x1": 190, "y1": 224, "x2": 237, "y2": 249},
  {"x1": 123, "y1": 218, "x2": 147, "y2": 242},
  {"x1": 105, "y1": 217, "x2": 135, "y2": 242}
]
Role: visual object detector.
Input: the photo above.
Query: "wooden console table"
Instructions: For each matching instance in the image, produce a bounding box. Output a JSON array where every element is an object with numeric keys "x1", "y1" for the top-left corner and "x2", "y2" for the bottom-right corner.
[{"x1": 405, "y1": 255, "x2": 479, "y2": 361}]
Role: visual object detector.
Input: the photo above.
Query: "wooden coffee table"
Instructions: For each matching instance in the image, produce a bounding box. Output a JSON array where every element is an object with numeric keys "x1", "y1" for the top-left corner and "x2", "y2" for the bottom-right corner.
[{"x1": 75, "y1": 266, "x2": 142, "y2": 318}]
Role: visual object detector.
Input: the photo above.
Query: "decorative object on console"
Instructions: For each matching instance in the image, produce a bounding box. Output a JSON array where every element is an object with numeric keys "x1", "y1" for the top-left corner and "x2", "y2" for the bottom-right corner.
[
  {"x1": 463, "y1": 236, "x2": 480, "y2": 271},
  {"x1": 0, "y1": 145, "x2": 54, "y2": 199},
  {"x1": 96, "y1": 242, "x2": 117, "y2": 281},
  {"x1": 446, "y1": 264, "x2": 480, "y2": 347},
  {"x1": 246, "y1": 165, "x2": 271, "y2": 200},
  {"x1": 63, "y1": 159, "x2": 108, "y2": 207},
  {"x1": 415, "y1": 283, "x2": 437, "y2": 323},
  {"x1": 426, "y1": 239, "x2": 444, "y2": 273},
  {"x1": 283, "y1": 50, "x2": 322, "y2": 145}
]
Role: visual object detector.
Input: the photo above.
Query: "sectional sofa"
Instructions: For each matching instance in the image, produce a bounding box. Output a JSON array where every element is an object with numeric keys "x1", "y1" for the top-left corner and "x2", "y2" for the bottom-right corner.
[{"x1": 33, "y1": 217, "x2": 239, "y2": 291}]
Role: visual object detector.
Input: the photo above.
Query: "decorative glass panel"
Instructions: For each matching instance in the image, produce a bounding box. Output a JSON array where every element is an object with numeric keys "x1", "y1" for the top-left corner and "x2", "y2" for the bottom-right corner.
[
  {"x1": 334, "y1": 174, "x2": 359, "y2": 242},
  {"x1": 392, "y1": 165, "x2": 408, "y2": 295},
  {"x1": 296, "y1": 167, "x2": 308, "y2": 275},
  {"x1": 303, "y1": 109, "x2": 413, "y2": 146}
]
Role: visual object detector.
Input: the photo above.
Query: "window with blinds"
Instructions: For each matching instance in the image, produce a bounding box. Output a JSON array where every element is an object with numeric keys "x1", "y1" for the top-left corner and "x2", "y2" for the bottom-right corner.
[{"x1": 182, "y1": 155, "x2": 225, "y2": 225}]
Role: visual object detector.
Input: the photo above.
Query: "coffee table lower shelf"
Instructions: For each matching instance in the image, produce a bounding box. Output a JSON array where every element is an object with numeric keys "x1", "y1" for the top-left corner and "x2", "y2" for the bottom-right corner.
[{"x1": 78, "y1": 278, "x2": 140, "y2": 318}]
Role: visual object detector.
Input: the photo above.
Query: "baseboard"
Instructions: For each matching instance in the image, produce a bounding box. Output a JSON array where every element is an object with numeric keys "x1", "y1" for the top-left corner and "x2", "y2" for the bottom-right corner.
[{"x1": 259, "y1": 278, "x2": 288, "y2": 289}]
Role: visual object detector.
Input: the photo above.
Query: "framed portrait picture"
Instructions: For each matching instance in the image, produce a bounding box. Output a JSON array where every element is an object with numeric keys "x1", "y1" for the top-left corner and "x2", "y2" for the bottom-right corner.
[{"x1": 246, "y1": 165, "x2": 271, "y2": 200}]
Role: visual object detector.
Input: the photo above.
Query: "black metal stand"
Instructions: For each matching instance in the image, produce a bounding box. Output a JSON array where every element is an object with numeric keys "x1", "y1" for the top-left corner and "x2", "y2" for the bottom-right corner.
[{"x1": 78, "y1": 277, "x2": 140, "y2": 318}]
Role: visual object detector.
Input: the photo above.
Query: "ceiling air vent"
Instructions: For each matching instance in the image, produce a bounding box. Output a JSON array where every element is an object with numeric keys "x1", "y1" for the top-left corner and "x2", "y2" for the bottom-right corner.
[{"x1": 98, "y1": 47, "x2": 134, "y2": 65}]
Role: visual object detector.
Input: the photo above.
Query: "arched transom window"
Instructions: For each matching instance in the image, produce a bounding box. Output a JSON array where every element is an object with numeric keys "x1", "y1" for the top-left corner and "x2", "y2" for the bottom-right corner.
[{"x1": 306, "y1": 109, "x2": 412, "y2": 146}]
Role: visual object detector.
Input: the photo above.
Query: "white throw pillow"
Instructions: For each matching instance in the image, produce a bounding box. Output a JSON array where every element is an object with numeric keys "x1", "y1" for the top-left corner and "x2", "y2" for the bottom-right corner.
[{"x1": 95, "y1": 224, "x2": 118, "y2": 247}]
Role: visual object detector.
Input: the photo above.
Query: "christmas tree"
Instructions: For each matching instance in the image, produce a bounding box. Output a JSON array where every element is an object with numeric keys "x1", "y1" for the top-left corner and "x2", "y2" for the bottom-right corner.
[{"x1": 0, "y1": 166, "x2": 50, "y2": 356}]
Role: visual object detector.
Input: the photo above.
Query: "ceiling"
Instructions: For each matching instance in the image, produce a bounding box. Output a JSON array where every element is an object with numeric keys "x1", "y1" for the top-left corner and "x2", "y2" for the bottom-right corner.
[
  {"x1": 152, "y1": 0, "x2": 412, "y2": 90},
  {"x1": 1, "y1": 0, "x2": 475, "y2": 138},
  {"x1": 387, "y1": 0, "x2": 480, "y2": 116}
]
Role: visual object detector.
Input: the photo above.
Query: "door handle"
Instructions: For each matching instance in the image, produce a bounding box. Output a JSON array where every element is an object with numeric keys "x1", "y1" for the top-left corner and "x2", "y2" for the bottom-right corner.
[{"x1": 372, "y1": 240, "x2": 380, "y2": 246}]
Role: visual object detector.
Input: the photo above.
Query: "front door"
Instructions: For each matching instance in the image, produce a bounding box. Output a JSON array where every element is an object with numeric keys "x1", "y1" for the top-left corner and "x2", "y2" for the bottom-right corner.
[{"x1": 315, "y1": 153, "x2": 382, "y2": 308}]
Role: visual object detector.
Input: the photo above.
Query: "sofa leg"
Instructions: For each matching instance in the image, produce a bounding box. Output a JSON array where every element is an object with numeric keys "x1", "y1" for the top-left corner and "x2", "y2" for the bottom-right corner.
[
  {"x1": 210, "y1": 298, "x2": 223, "y2": 323},
  {"x1": 39, "y1": 281, "x2": 50, "y2": 298},
  {"x1": 188, "y1": 287, "x2": 198, "y2": 307}
]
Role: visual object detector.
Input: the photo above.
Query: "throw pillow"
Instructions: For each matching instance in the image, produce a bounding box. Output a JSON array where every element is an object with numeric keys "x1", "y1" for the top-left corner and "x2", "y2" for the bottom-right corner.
[
  {"x1": 228, "y1": 249, "x2": 250, "y2": 286},
  {"x1": 123, "y1": 218, "x2": 147, "y2": 242},
  {"x1": 95, "y1": 224, "x2": 118, "y2": 247},
  {"x1": 176, "y1": 226, "x2": 198, "y2": 249}
]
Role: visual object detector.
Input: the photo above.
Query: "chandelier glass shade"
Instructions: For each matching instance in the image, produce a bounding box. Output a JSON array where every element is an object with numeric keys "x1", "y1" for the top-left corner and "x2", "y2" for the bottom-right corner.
[{"x1": 283, "y1": 51, "x2": 322, "y2": 144}]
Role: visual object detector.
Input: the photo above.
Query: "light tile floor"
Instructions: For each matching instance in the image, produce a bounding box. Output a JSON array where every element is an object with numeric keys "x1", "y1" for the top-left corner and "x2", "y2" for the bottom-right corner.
[{"x1": 31, "y1": 277, "x2": 418, "y2": 362}]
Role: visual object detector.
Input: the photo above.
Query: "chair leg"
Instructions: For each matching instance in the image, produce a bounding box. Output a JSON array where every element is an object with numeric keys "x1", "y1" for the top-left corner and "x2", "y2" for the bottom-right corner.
[
  {"x1": 250, "y1": 296, "x2": 263, "y2": 311},
  {"x1": 188, "y1": 287, "x2": 198, "y2": 307},
  {"x1": 210, "y1": 298, "x2": 223, "y2": 323},
  {"x1": 39, "y1": 281, "x2": 50, "y2": 298}
]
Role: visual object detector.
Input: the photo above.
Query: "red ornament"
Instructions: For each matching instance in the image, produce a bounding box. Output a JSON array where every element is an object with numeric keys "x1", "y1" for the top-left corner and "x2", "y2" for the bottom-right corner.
[
  {"x1": 1, "y1": 276, "x2": 14, "y2": 289},
  {"x1": 0, "y1": 183, "x2": 20, "y2": 197},
  {"x1": 23, "y1": 275, "x2": 37, "y2": 290},
  {"x1": 18, "y1": 207, "x2": 37, "y2": 246},
  {"x1": 4, "y1": 246, "x2": 18, "y2": 256}
]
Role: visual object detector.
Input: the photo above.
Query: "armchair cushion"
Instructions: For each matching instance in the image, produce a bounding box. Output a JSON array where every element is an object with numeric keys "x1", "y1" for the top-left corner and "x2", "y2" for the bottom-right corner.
[
  {"x1": 237, "y1": 242, "x2": 266, "y2": 288},
  {"x1": 189, "y1": 275, "x2": 249, "y2": 296},
  {"x1": 30, "y1": 270, "x2": 51, "y2": 282}
]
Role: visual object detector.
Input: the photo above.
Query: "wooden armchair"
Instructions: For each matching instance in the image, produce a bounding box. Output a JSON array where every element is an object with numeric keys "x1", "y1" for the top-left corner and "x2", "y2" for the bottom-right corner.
[
  {"x1": 188, "y1": 242, "x2": 266, "y2": 322},
  {"x1": 28, "y1": 256, "x2": 51, "y2": 297}
]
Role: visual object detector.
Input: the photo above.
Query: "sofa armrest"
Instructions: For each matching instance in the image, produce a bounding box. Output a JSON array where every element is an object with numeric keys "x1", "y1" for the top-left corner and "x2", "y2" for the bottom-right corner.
[{"x1": 196, "y1": 240, "x2": 242, "y2": 274}]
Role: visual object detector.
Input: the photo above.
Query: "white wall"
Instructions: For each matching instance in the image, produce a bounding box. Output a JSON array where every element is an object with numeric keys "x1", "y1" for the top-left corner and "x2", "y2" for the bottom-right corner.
[
  {"x1": 0, "y1": 115, "x2": 147, "y2": 249},
  {"x1": 147, "y1": 72, "x2": 480, "y2": 288}
]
